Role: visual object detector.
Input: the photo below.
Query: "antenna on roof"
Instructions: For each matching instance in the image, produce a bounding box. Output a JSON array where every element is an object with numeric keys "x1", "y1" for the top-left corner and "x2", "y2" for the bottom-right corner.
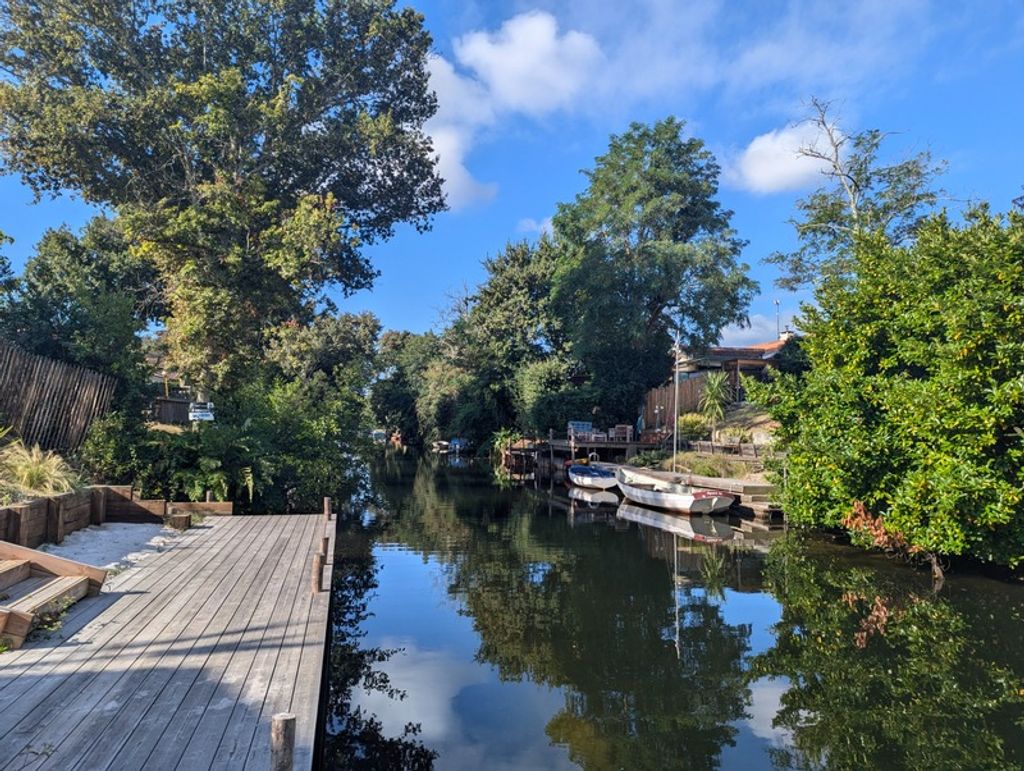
[{"x1": 774, "y1": 299, "x2": 781, "y2": 338}]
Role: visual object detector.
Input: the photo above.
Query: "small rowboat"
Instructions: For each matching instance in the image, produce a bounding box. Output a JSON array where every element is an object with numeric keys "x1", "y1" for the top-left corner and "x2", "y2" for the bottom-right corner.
[
  {"x1": 616, "y1": 503, "x2": 734, "y2": 543},
  {"x1": 615, "y1": 468, "x2": 733, "y2": 514},
  {"x1": 568, "y1": 464, "x2": 618, "y2": 490}
]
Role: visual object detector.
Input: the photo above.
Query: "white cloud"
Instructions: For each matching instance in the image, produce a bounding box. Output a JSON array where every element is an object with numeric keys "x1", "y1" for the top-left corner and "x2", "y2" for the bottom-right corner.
[
  {"x1": 729, "y1": 122, "x2": 834, "y2": 194},
  {"x1": 745, "y1": 677, "x2": 793, "y2": 744},
  {"x1": 427, "y1": 0, "x2": 941, "y2": 209},
  {"x1": 718, "y1": 311, "x2": 796, "y2": 347},
  {"x1": 427, "y1": 13, "x2": 600, "y2": 209},
  {"x1": 349, "y1": 639, "x2": 488, "y2": 742},
  {"x1": 517, "y1": 216, "x2": 553, "y2": 235},
  {"x1": 454, "y1": 11, "x2": 601, "y2": 115}
]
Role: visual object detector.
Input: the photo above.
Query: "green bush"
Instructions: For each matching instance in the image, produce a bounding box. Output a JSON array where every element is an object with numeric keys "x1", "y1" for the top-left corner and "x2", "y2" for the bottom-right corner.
[
  {"x1": 676, "y1": 412, "x2": 710, "y2": 440},
  {"x1": 631, "y1": 449, "x2": 670, "y2": 467},
  {"x1": 749, "y1": 210, "x2": 1024, "y2": 565}
]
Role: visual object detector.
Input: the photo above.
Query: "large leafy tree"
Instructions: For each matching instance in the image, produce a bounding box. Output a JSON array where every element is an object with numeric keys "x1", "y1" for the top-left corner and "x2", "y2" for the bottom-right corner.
[
  {"x1": 0, "y1": 0, "x2": 444, "y2": 389},
  {"x1": 0, "y1": 216, "x2": 160, "y2": 407},
  {"x1": 552, "y1": 117, "x2": 756, "y2": 425},
  {"x1": 766, "y1": 99, "x2": 946, "y2": 291},
  {"x1": 750, "y1": 209, "x2": 1024, "y2": 565}
]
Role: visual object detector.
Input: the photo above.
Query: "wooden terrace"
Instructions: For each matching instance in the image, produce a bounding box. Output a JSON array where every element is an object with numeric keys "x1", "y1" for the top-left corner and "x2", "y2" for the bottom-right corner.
[{"x1": 0, "y1": 511, "x2": 335, "y2": 770}]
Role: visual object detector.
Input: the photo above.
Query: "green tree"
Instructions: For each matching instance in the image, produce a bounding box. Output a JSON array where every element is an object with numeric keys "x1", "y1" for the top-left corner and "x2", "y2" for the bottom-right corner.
[
  {"x1": 370, "y1": 330, "x2": 442, "y2": 444},
  {"x1": 766, "y1": 99, "x2": 945, "y2": 290},
  {"x1": 551, "y1": 118, "x2": 756, "y2": 425},
  {"x1": 749, "y1": 209, "x2": 1024, "y2": 565},
  {"x1": 0, "y1": 0, "x2": 444, "y2": 389},
  {"x1": 0, "y1": 217, "x2": 159, "y2": 408}
]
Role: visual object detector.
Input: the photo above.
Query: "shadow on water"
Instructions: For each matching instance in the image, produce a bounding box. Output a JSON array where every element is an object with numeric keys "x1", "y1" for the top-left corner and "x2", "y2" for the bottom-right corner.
[{"x1": 323, "y1": 455, "x2": 1024, "y2": 770}]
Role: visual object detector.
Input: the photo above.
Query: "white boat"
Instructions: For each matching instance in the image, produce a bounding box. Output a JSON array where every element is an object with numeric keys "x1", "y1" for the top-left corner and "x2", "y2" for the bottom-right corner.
[
  {"x1": 568, "y1": 486, "x2": 620, "y2": 507},
  {"x1": 568, "y1": 464, "x2": 618, "y2": 490},
  {"x1": 616, "y1": 502, "x2": 734, "y2": 543},
  {"x1": 615, "y1": 467, "x2": 734, "y2": 514}
]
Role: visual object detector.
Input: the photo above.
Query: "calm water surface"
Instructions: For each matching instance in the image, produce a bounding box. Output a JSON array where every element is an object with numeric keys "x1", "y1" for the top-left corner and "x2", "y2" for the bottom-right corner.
[{"x1": 323, "y1": 456, "x2": 1024, "y2": 770}]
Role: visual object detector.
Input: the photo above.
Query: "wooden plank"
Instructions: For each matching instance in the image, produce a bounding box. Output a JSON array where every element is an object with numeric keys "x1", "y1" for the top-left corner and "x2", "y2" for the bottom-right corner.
[
  {"x1": 289, "y1": 516, "x2": 337, "y2": 770},
  {"x1": 0, "y1": 518, "x2": 276, "y2": 767},
  {"x1": 0, "y1": 519, "x2": 245, "y2": 729},
  {"x1": 242, "y1": 516, "x2": 327, "y2": 769},
  {"x1": 0, "y1": 516, "x2": 234, "y2": 681},
  {"x1": 196, "y1": 516, "x2": 320, "y2": 769},
  {"x1": 58, "y1": 518, "x2": 295, "y2": 771},
  {"x1": 7, "y1": 576, "x2": 89, "y2": 616},
  {"x1": 0, "y1": 514, "x2": 332, "y2": 771},
  {"x1": 109, "y1": 516, "x2": 314, "y2": 769},
  {"x1": 0, "y1": 541, "x2": 107, "y2": 593},
  {"x1": 0, "y1": 560, "x2": 31, "y2": 592}
]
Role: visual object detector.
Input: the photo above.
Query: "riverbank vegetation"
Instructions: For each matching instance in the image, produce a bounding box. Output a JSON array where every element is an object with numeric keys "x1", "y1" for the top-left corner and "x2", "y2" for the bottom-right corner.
[
  {"x1": 0, "y1": 0, "x2": 444, "y2": 510},
  {"x1": 372, "y1": 118, "x2": 757, "y2": 447},
  {"x1": 748, "y1": 102, "x2": 1024, "y2": 568}
]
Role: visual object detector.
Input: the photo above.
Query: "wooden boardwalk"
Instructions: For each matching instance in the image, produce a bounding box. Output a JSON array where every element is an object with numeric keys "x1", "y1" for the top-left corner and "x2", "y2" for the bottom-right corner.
[{"x1": 0, "y1": 512, "x2": 335, "y2": 770}]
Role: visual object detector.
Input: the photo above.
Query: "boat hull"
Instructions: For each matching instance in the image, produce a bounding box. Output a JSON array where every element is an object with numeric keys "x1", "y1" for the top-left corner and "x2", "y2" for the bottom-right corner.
[
  {"x1": 568, "y1": 466, "x2": 618, "y2": 490},
  {"x1": 615, "y1": 468, "x2": 734, "y2": 514}
]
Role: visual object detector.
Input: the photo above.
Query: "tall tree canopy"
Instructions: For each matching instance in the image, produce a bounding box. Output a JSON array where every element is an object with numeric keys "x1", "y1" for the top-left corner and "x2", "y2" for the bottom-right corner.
[
  {"x1": 552, "y1": 117, "x2": 756, "y2": 424},
  {"x1": 0, "y1": 0, "x2": 445, "y2": 389},
  {"x1": 750, "y1": 209, "x2": 1024, "y2": 565},
  {"x1": 766, "y1": 99, "x2": 946, "y2": 291}
]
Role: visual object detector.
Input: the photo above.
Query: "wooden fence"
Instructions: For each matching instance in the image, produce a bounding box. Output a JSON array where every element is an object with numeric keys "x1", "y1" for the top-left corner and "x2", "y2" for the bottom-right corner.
[
  {"x1": 0, "y1": 339, "x2": 118, "y2": 451},
  {"x1": 642, "y1": 374, "x2": 705, "y2": 432}
]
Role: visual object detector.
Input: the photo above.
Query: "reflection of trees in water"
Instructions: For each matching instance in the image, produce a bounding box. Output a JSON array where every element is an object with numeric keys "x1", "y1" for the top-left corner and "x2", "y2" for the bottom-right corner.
[
  {"x1": 322, "y1": 526, "x2": 437, "y2": 769},
  {"x1": 753, "y1": 536, "x2": 1024, "y2": 771},
  {"x1": 369, "y1": 457, "x2": 753, "y2": 770}
]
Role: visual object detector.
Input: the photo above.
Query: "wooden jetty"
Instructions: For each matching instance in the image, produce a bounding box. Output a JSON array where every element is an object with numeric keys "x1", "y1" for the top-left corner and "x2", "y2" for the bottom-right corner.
[{"x1": 0, "y1": 510, "x2": 335, "y2": 770}]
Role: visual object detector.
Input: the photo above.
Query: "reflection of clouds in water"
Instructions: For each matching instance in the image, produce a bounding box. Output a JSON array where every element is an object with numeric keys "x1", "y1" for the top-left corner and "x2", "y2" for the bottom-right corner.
[
  {"x1": 746, "y1": 677, "x2": 793, "y2": 744},
  {"x1": 351, "y1": 637, "x2": 576, "y2": 769},
  {"x1": 350, "y1": 637, "x2": 487, "y2": 742}
]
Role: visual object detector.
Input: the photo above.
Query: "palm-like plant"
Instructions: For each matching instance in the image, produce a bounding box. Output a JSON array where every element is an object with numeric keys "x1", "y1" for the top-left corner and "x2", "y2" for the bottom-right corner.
[
  {"x1": 0, "y1": 440, "x2": 82, "y2": 498},
  {"x1": 698, "y1": 372, "x2": 732, "y2": 436}
]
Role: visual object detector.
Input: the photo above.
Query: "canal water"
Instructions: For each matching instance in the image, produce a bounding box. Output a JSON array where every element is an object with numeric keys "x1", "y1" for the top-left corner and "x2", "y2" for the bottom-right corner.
[{"x1": 323, "y1": 456, "x2": 1024, "y2": 770}]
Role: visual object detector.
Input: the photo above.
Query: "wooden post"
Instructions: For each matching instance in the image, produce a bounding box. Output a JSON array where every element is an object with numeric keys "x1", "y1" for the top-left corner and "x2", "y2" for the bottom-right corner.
[
  {"x1": 271, "y1": 713, "x2": 296, "y2": 771},
  {"x1": 205, "y1": 490, "x2": 213, "y2": 503},
  {"x1": 311, "y1": 552, "x2": 324, "y2": 594},
  {"x1": 322, "y1": 496, "x2": 332, "y2": 522}
]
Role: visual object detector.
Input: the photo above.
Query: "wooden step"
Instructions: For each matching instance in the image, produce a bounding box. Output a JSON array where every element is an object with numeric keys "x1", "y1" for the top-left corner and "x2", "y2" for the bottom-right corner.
[
  {"x1": 7, "y1": 575, "x2": 90, "y2": 617},
  {"x1": 0, "y1": 575, "x2": 91, "y2": 649},
  {"x1": 0, "y1": 559, "x2": 31, "y2": 592}
]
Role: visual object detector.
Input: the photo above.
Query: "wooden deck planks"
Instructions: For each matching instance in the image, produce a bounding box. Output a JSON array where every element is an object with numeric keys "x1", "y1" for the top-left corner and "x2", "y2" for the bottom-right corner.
[
  {"x1": 0, "y1": 513, "x2": 334, "y2": 771},
  {"x1": 123, "y1": 515, "x2": 315, "y2": 770},
  {"x1": 0, "y1": 518, "x2": 277, "y2": 768}
]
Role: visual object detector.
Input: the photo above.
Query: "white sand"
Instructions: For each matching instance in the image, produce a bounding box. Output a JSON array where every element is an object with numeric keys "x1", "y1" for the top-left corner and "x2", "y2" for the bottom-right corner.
[{"x1": 38, "y1": 523, "x2": 179, "y2": 571}]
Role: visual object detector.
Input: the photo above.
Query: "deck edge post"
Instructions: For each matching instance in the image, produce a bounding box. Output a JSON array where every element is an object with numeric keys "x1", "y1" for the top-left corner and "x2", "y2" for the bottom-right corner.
[
  {"x1": 311, "y1": 552, "x2": 324, "y2": 594},
  {"x1": 271, "y1": 712, "x2": 296, "y2": 771},
  {"x1": 322, "y1": 496, "x2": 332, "y2": 522}
]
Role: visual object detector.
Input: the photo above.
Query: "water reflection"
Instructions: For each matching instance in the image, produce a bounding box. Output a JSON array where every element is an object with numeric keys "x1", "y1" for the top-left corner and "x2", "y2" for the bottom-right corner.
[{"x1": 324, "y1": 457, "x2": 1024, "y2": 770}]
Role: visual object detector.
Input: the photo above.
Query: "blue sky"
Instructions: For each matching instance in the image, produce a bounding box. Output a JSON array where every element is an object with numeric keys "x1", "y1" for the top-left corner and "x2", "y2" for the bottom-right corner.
[{"x1": 2, "y1": 0, "x2": 1023, "y2": 344}]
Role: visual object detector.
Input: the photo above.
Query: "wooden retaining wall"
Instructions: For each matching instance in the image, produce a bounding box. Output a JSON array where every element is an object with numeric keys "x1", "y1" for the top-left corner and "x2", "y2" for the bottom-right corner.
[
  {"x1": 0, "y1": 488, "x2": 104, "y2": 548},
  {"x1": 0, "y1": 339, "x2": 118, "y2": 451},
  {"x1": 0, "y1": 487, "x2": 234, "y2": 548}
]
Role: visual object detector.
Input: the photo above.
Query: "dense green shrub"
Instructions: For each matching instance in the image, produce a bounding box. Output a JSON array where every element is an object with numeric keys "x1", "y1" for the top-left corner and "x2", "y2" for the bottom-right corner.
[
  {"x1": 676, "y1": 412, "x2": 711, "y2": 440},
  {"x1": 749, "y1": 210, "x2": 1024, "y2": 565}
]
